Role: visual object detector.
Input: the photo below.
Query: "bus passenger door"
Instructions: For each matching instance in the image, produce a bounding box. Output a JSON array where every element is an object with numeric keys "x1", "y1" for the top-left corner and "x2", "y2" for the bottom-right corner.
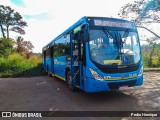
[
  {"x1": 72, "y1": 31, "x2": 84, "y2": 88},
  {"x1": 72, "y1": 34, "x2": 79, "y2": 87}
]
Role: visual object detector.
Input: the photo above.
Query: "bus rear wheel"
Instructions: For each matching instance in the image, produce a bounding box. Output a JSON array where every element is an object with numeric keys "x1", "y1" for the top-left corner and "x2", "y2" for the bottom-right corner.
[
  {"x1": 66, "y1": 71, "x2": 76, "y2": 91},
  {"x1": 47, "y1": 66, "x2": 52, "y2": 77}
]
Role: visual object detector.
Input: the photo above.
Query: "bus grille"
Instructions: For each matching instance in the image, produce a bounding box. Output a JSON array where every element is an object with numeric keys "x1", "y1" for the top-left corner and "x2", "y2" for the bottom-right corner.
[
  {"x1": 108, "y1": 80, "x2": 137, "y2": 89},
  {"x1": 99, "y1": 66, "x2": 139, "y2": 73}
]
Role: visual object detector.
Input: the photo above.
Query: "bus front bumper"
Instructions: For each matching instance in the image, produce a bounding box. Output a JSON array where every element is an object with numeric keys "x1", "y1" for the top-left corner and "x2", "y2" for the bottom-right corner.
[{"x1": 84, "y1": 75, "x2": 143, "y2": 92}]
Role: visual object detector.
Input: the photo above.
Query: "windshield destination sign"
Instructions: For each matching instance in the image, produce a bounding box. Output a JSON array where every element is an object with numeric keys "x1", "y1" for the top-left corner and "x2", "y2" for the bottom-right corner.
[{"x1": 94, "y1": 20, "x2": 131, "y2": 28}]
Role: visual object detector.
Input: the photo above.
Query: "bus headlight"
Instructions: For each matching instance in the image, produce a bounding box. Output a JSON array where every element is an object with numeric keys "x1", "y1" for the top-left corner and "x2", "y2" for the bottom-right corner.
[
  {"x1": 89, "y1": 68, "x2": 104, "y2": 80},
  {"x1": 138, "y1": 66, "x2": 143, "y2": 77}
]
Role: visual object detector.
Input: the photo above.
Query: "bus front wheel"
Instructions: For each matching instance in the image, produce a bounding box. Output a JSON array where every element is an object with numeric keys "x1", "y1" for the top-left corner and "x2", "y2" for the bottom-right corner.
[{"x1": 66, "y1": 71, "x2": 76, "y2": 91}]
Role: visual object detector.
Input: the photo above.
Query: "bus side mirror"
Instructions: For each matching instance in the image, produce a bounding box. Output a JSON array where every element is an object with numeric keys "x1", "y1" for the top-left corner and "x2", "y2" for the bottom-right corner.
[
  {"x1": 80, "y1": 24, "x2": 89, "y2": 42},
  {"x1": 84, "y1": 28, "x2": 89, "y2": 42},
  {"x1": 72, "y1": 34, "x2": 76, "y2": 40}
]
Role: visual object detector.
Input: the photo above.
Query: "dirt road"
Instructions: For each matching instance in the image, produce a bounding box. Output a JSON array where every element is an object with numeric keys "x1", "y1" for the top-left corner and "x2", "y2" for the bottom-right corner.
[{"x1": 0, "y1": 72, "x2": 159, "y2": 120}]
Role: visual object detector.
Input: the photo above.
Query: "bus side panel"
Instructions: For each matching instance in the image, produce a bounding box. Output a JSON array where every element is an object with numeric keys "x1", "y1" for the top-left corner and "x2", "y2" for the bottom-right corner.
[
  {"x1": 79, "y1": 65, "x2": 87, "y2": 90},
  {"x1": 54, "y1": 56, "x2": 66, "y2": 80},
  {"x1": 83, "y1": 43, "x2": 90, "y2": 91},
  {"x1": 46, "y1": 57, "x2": 51, "y2": 71},
  {"x1": 42, "y1": 58, "x2": 46, "y2": 71},
  {"x1": 134, "y1": 63, "x2": 144, "y2": 86},
  {"x1": 50, "y1": 57, "x2": 54, "y2": 74}
]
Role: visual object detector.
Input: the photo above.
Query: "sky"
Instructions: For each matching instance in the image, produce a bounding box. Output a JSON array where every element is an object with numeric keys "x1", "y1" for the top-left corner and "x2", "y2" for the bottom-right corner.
[{"x1": 0, "y1": 0, "x2": 159, "y2": 53}]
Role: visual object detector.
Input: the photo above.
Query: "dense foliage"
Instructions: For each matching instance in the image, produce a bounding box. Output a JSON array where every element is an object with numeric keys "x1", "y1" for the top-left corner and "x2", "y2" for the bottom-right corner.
[
  {"x1": 142, "y1": 43, "x2": 160, "y2": 68},
  {"x1": 0, "y1": 38, "x2": 15, "y2": 57}
]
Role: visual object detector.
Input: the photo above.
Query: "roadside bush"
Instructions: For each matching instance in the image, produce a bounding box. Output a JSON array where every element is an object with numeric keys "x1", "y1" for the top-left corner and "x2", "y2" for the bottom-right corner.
[
  {"x1": 142, "y1": 55, "x2": 150, "y2": 68},
  {"x1": 142, "y1": 55, "x2": 160, "y2": 68},
  {"x1": 152, "y1": 57, "x2": 160, "y2": 67},
  {"x1": 0, "y1": 53, "x2": 45, "y2": 78}
]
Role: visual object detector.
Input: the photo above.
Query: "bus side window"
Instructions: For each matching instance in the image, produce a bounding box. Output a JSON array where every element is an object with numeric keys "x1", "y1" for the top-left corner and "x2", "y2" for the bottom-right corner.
[
  {"x1": 50, "y1": 46, "x2": 54, "y2": 57},
  {"x1": 64, "y1": 34, "x2": 70, "y2": 56},
  {"x1": 46, "y1": 47, "x2": 50, "y2": 58}
]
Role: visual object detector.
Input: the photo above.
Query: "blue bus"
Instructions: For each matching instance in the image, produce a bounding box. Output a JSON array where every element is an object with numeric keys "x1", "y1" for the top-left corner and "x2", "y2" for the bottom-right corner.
[{"x1": 42, "y1": 16, "x2": 143, "y2": 92}]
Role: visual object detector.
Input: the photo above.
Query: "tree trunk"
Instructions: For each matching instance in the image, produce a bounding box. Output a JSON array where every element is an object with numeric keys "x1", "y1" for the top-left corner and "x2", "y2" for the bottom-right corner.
[
  {"x1": 0, "y1": 25, "x2": 6, "y2": 38},
  {"x1": 6, "y1": 25, "x2": 9, "y2": 39}
]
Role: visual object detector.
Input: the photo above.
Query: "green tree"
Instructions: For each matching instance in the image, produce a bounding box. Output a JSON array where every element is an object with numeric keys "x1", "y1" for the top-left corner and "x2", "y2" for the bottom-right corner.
[
  {"x1": 0, "y1": 38, "x2": 15, "y2": 57},
  {"x1": 0, "y1": 5, "x2": 27, "y2": 38}
]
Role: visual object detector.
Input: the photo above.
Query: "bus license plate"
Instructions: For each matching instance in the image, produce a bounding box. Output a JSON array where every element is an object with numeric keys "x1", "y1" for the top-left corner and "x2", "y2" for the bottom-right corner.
[{"x1": 119, "y1": 85, "x2": 128, "y2": 90}]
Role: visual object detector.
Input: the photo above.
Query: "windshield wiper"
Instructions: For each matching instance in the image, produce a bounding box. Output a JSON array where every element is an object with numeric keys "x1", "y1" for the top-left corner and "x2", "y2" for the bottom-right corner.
[
  {"x1": 103, "y1": 28, "x2": 119, "y2": 50},
  {"x1": 103, "y1": 27, "x2": 115, "y2": 39},
  {"x1": 122, "y1": 29, "x2": 129, "y2": 44},
  {"x1": 123, "y1": 29, "x2": 129, "y2": 38}
]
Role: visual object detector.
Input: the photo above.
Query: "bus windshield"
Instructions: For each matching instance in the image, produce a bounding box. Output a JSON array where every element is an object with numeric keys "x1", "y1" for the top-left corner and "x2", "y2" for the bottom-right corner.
[{"x1": 89, "y1": 29, "x2": 141, "y2": 66}]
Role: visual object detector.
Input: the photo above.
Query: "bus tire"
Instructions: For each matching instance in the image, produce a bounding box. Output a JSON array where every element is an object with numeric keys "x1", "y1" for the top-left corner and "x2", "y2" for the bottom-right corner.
[
  {"x1": 48, "y1": 71, "x2": 52, "y2": 77},
  {"x1": 66, "y1": 71, "x2": 76, "y2": 91},
  {"x1": 47, "y1": 66, "x2": 52, "y2": 77}
]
